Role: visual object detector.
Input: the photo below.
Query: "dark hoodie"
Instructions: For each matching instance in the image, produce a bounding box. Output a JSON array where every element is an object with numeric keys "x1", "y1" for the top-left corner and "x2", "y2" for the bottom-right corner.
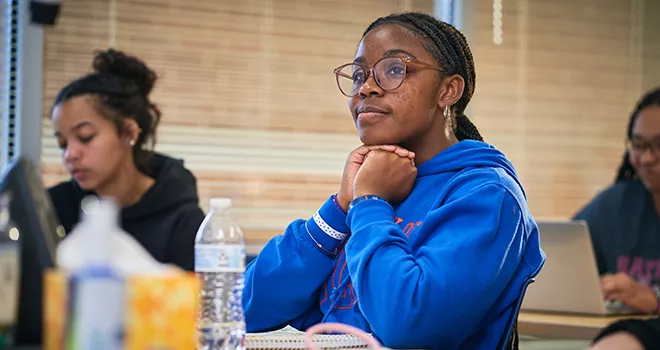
[
  {"x1": 573, "y1": 179, "x2": 660, "y2": 289},
  {"x1": 593, "y1": 317, "x2": 660, "y2": 349},
  {"x1": 47, "y1": 153, "x2": 205, "y2": 271},
  {"x1": 243, "y1": 140, "x2": 545, "y2": 349}
]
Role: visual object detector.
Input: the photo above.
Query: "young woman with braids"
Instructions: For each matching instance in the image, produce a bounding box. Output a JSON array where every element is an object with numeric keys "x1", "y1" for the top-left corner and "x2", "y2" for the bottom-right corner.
[
  {"x1": 47, "y1": 49, "x2": 205, "y2": 271},
  {"x1": 574, "y1": 87, "x2": 660, "y2": 316},
  {"x1": 243, "y1": 12, "x2": 543, "y2": 349}
]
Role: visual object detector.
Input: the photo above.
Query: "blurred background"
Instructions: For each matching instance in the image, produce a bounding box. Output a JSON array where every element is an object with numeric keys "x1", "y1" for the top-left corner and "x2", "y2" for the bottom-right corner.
[{"x1": 2, "y1": 0, "x2": 659, "y2": 246}]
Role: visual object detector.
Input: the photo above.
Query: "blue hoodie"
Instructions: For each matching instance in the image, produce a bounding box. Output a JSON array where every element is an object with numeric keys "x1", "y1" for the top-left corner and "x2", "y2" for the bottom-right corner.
[{"x1": 243, "y1": 140, "x2": 545, "y2": 349}]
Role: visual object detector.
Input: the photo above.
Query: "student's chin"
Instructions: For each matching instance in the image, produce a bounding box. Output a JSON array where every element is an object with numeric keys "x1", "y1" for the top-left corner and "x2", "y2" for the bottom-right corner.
[
  {"x1": 641, "y1": 177, "x2": 660, "y2": 193},
  {"x1": 73, "y1": 178, "x2": 96, "y2": 191},
  {"x1": 358, "y1": 130, "x2": 399, "y2": 146}
]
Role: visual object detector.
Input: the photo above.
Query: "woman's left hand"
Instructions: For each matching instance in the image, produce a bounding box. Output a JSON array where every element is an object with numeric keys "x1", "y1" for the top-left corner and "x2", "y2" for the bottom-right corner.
[
  {"x1": 601, "y1": 273, "x2": 658, "y2": 314},
  {"x1": 353, "y1": 149, "x2": 417, "y2": 205}
]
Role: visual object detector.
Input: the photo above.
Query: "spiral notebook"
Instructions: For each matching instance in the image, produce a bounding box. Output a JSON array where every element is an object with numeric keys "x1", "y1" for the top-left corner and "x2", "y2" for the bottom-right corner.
[{"x1": 246, "y1": 326, "x2": 371, "y2": 349}]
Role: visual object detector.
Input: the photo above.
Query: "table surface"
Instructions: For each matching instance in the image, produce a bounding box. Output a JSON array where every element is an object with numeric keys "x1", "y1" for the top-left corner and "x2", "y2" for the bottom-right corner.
[
  {"x1": 7, "y1": 313, "x2": 651, "y2": 349},
  {"x1": 518, "y1": 311, "x2": 652, "y2": 340}
]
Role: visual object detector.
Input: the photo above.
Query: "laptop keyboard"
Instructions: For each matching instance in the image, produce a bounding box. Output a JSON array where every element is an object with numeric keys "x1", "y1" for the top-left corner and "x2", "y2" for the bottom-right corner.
[{"x1": 604, "y1": 299, "x2": 636, "y2": 314}]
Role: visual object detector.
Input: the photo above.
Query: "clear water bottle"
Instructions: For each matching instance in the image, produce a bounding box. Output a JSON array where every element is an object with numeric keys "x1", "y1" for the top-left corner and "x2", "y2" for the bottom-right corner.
[{"x1": 195, "y1": 198, "x2": 246, "y2": 350}]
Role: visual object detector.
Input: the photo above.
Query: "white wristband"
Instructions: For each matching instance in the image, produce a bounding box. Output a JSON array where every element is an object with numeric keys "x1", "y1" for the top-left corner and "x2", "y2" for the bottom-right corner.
[{"x1": 313, "y1": 211, "x2": 348, "y2": 240}]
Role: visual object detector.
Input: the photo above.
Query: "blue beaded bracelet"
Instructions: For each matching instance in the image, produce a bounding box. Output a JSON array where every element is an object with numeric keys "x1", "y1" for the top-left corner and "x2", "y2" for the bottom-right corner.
[
  {"x1": 348, "y1": 194, "x2": 387, "y2": 212},
  {"x1": 331, "y1": 194, "x2": 347, "y2": 214}
]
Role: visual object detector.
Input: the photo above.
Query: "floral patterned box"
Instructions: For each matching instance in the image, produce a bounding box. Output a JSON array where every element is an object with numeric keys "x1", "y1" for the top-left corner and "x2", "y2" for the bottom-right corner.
[{"x1": 43, "y1": 269, "x2": 199, "y2": 350}]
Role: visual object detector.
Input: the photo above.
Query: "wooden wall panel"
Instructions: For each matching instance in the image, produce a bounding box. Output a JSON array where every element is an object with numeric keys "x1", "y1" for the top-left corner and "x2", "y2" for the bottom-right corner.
[
  {"x1": 40, "y1": 0, "x2": 434, "y2": 243},
  {"x1": 643, "y1": 0, "x2": 660, "y2": 91},
  {"x1": 471, "y1": 0, "x2": 645, "y2": 219},
  {"x1": 41, "y1": 0, "x2": 653, "y2": 242}
]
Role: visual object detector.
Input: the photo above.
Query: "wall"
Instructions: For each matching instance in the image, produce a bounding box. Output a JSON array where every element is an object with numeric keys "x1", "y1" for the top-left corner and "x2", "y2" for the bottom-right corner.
[
  {"x1": 39, "y1": 0, "x2": 433, "y2": 242},
  {"x1": 643, "y1": 0, "x2": 660, "y2": 92},
  {"x1": 470, "y1": 0, "x2": 645, "y2": 218},
  {"x1": 41, "y1": 0, "x2": 653, "y2": 242}
]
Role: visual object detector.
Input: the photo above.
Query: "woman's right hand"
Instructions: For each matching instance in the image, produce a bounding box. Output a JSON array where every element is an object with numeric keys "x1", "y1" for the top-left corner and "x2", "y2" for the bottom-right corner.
[
  {"x1": 601, "y1": 273, "x2": 659, "y2": 314},
  {"x1": 336, "y1": 145, "x2": 415, "y2": 212}
]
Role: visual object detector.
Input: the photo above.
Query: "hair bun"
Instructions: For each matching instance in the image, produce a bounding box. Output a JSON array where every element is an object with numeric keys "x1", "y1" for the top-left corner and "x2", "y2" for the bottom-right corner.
[{"x1": 92, "y1": 48, "x2": 157, "y2": 96}]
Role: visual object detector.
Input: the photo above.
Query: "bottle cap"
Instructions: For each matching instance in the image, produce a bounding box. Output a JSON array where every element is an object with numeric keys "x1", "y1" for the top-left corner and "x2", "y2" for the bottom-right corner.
[
  {"x1": 81, "y1": 196, "x2": 119, "y2": 264},
  {"x1": 210, "y1": 198, "x2": 232, "y2": 209}
]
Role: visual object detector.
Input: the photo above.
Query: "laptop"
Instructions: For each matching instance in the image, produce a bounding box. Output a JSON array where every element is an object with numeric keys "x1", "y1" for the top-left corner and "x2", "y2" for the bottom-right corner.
[
  {"x1": 0, "y1": 157, "x2": 65, "y2": 346},
  {"x1": 521, "y1": 220, "x2": 635, "y2": 315}
]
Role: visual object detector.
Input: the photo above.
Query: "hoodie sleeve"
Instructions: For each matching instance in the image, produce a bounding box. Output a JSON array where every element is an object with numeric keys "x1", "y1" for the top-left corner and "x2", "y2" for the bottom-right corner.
[
  {"x1": 243, "y1": 196, "x2": 349, "y2": 332},
  {"x1": 345, "y1": 182, "x2": 532, "y2": 349},
  {"x1": 165, "y1": 205, "x2": 206, "y2": 271}
]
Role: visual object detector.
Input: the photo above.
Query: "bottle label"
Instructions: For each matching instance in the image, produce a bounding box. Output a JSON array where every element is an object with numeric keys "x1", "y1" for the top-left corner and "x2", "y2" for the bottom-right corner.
[
  {"x1": 70, "y1": 276, "x2": 125, "y2": 350},
  {"x1": 195, "y1": 244, "x2": 246, "y2": 273}
]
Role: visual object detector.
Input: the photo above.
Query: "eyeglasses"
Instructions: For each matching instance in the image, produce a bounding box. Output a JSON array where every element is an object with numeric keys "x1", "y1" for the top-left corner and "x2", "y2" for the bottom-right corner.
[
  {"x1": 627, "y1": 139, "x2": 660, "y2": 158},
  {"x1": 333, "y1": 56, "x2": 444, "y2": 97}
]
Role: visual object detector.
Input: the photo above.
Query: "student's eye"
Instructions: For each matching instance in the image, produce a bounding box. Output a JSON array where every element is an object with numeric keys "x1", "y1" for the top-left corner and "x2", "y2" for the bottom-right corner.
[
  {"x1": 385, "y1": 63, "x2": 405, "y2": 77},
  {"x1": 631, "y1": 141, "x2": 648, "y2": 151},
  {"x1": 352, "y1": 70, "x2": 365, "y2": 84},
  {"x1": 651, "y1": 142, "x2": 660, "y2": 152},
  {"x1": 55, "y1": 136, "x2": 67, "y2": 150},
  {"x1": 78, "y1": 135, "x2": 95, "y2": 144}
]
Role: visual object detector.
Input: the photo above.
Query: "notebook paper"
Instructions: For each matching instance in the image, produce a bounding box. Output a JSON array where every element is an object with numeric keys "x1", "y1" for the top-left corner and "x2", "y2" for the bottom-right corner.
[{"x1": 246, "y1": 326, "x2": 371, "y2": 349}]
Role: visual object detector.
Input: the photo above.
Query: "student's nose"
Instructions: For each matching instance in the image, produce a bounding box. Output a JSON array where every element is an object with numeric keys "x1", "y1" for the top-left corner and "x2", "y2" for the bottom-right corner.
[
  {"x1": 63, "y1": 143, "x2": 82, "y2": 163},
  {"x1": 358, "y1": 71, "x2": 385, "y2": 98},
  {"x1": 639, "y1": 147, "x2": 658, "y2": 166}
]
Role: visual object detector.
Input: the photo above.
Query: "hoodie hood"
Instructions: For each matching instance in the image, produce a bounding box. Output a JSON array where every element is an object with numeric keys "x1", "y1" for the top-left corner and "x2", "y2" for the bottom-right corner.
[
  {"x1": 417, "y1": 140, "x2": 525, "y2": 197},
  {"x1": 123, "y1": 153, "x2": 200, "y2": 220}
]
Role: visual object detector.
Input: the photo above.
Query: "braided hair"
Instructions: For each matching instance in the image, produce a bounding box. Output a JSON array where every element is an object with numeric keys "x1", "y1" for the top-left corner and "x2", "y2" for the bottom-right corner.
[
  {"x1": 363, "y1": 12, "x2": 483, "y2": 142},
  {"x1": 615, "y1": 87, "x2": 660, "y2": 182},
  {"x1": 54, "y1": 49, "x2": 161, "y2": 174}
]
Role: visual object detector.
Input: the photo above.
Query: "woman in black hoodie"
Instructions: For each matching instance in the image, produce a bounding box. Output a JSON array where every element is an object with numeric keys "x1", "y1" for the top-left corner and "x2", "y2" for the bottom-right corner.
[{"x1": 47, "y1": 49, "x2": 205, "y2": 271}]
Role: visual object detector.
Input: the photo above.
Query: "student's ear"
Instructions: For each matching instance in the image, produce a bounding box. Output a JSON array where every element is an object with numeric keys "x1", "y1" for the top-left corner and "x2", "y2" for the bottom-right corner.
[
  {"x1": 122, "y1": 120, "x2": 141, "y2": 146},
  {"x1": 436, "y1": 74, "x2": 464, "y2": 110}
]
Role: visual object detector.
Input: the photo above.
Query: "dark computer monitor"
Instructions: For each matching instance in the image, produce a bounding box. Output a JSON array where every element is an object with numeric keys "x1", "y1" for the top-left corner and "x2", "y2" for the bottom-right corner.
[{"x1": 0, "y1": 157, "x2": 64, "y2": 346}]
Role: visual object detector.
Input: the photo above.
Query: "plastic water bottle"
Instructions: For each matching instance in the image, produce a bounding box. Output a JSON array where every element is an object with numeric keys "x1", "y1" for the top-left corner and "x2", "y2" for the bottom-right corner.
[
  {"x1": 67, "y1": 197, "x2": 125, "y2": 350},
  {"x1": 195, "y1": 198, "x2": 246, "y2": 350}
]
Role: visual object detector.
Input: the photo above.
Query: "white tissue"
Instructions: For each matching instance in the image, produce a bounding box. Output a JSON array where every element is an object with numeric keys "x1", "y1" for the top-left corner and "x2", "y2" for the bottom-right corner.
[{"x1": 56, "y1": 197, "x2": 181, "y2": 276}]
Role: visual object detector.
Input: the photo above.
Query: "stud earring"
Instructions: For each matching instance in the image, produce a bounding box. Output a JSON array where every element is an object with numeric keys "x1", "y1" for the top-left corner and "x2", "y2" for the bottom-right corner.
[{"x1": 129, "y1": 139, "x2": 136, "y2": 146}]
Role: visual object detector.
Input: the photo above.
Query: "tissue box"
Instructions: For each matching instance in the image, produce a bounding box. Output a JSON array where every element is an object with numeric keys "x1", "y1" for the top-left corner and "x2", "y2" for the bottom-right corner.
[{"x1": 43, "y1": 269, "x2": 200, "y2": 350}]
